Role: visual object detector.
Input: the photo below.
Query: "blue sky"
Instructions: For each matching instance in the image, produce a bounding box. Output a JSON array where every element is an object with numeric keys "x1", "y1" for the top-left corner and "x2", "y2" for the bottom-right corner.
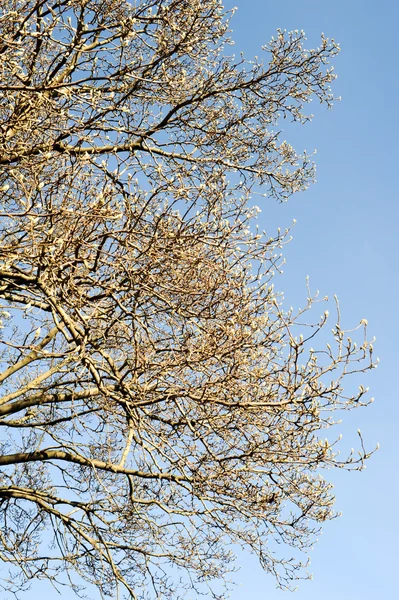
[
  {"x1": 222, "y1": 0, "x2": 398, "y2": 598},
  {"x1": 18, "y1": 1, "x2": 398, "y2": 599}
]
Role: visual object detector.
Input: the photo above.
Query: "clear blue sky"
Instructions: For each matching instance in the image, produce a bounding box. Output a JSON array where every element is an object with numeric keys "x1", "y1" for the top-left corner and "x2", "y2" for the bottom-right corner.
[
  {"x1": 222, "y1": 1, "x2": 398, "y2": 598},
  {"x1": 22, "y1": 1, "x2": 398, "y2": 599}
]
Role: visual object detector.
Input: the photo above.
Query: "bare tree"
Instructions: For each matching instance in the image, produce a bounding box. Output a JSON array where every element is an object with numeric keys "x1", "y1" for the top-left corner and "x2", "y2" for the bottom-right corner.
[{"x1": 0, "y1": 1, "x2": 376, "y2": 598}]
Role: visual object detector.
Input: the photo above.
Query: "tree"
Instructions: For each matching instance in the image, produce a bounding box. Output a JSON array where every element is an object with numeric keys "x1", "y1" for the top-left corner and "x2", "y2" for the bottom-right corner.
[{"x1": 0, "y1": 1, "x2": 376, "y2": 598}]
